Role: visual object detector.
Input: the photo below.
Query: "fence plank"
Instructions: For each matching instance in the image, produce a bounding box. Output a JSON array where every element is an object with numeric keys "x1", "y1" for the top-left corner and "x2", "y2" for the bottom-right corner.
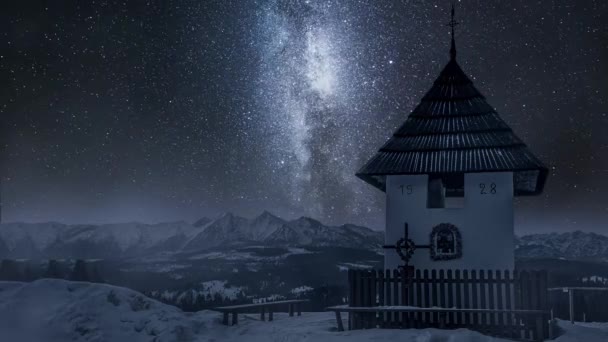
[
  {"x1": 400, "y1": 269, "x2": 407, "y2": 327},
  {"x1": 447, "y1": 270, "x2": 454, "y2": 326},
  {"x1": 538, "y1": 271, "x2": 549, "y2": 339},
  {"x1": 439, "y1": 270, "x2": 447, "y2": 326},
  {"x1": 407, "y1": 271, "x2": 416, "y2": 328},
  {"x1": 423, "y1": 269, "x2": 431, "y2": 325},
  {"x1": 393, "y1": 269, "x2": 400, "y2": 327},
  {"x1": 504, "y1": 270, "x2": 515, "y2": 339},
  {"x1": 463, "y1": 270, "x2": 470, "y2": 326},
  {"x1": 385, "y1": 269, "x2": 392, "y2": 327},
  {"x1": 370, "y1": 270, "x2": 377, "y2": 328},
  {"x1": 378, "y1": 269, "x2": 385, "y2": 327},
  {"x1": 348, "y1": 270, "x2": 354, "y2": 330},
  {"x1": 496, "y1": 270, "x2": 505, "y2": 334},
  {"x1": 455, "y1": 269, "x2": 462, "y2": 326},
  {"x1": 479, "y1": 270, "x2": 487, "y2": 328},
  {"x1": 431, "y1": 270, "x2": 438, "y2": 324},
  {"x1": 488, "y1": 270, "x2": 496, "y2": 333},
  {"x1": 471, "y1": 270, "x2": 479, "y2": 327},
  {"x1": 520, "y1": 271, "x2": 531, "y2": 340},
  {"x1": 356, "y1": 270, "x2": 364, "y2": 329},
  {"x1": 415, "y1": 269, "x2": 422, "y2": 328},
  {"x1": 529, "y1": 271, "x2": 540, "y2": 340}
]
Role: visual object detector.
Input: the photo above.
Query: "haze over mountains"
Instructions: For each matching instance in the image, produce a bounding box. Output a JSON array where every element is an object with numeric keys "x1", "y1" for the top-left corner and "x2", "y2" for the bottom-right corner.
[
  {"x1": 1, "y1": 211, "x2": 607, "y2": 262},
  {"x1": 0, "y1": 211, "x2": 383, "y2": 259}
]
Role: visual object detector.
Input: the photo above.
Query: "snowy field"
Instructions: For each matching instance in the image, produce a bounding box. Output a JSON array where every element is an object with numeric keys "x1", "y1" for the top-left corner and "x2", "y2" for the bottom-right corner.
[{"x1": 0, "y1": 280, "x2": 607, "y2": 342}]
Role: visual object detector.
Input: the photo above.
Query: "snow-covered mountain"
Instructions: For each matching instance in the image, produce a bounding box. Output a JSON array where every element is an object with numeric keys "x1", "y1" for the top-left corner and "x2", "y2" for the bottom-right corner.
[
  {"x1": 0, "y1": 212, "x2": 383, "y2": 259},
  {"x1": 515, "y1": 231, "x2": 608, "y2": 261},
  {"x1": 3, "y1": 214, "x2": 606, "y2": 262},
  {"x1": 265, "y1": 217, "x2": 381, "y2": 249},
  {"x1": 0, "y1": 221, "x2": 200, "y2": 259}
]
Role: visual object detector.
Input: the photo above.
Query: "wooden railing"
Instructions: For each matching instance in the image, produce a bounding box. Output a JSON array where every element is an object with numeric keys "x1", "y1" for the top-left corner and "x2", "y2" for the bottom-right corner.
[{"x1": 348, "y1": 269, "x2": 549, "y2": 340}]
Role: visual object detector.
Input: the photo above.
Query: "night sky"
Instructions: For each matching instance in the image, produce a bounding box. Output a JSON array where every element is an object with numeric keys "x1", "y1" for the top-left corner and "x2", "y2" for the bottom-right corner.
[{"x1": 1, "y1": 1, "x2": 607, "y2": 233}]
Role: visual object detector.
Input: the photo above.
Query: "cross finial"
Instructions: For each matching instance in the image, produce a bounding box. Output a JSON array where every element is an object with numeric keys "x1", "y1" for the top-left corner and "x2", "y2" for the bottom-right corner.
[{"x1": 447, "y1": 2, "x2": 459, "y2": 60}]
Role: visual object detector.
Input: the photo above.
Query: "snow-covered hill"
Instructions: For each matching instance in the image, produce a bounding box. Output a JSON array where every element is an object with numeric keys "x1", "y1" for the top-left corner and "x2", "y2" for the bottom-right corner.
[
  {"x1": 0, "y1": 212, "x2": 383, "y2": 259},
  {"x1": 0, "y1": 279, "x2": 605, "y2": 342},
  {"x1": 0, "y1": 279, "x2": 204, "y2": 342}
]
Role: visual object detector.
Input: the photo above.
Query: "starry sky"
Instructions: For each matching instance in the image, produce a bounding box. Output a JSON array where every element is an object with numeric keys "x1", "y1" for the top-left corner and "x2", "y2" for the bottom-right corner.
[{"x1": 1, "y1": 0, "x2": 607, "y2": 233}]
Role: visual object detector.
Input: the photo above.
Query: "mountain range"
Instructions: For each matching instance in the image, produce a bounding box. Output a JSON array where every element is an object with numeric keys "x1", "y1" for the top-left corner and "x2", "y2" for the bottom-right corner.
[
  {"x1": 515, "y1": 231, "x2": 608, "y2": 261},
  {"x1": 0, "y1": 211, "x2": 383, "y2": 259},
  {"x1": 1, "y1": 212, "x2": 607, "y2": 262}
]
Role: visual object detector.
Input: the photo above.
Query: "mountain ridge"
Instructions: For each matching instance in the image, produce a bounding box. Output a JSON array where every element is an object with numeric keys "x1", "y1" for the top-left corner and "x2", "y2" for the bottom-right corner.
[
  {"x1": 0, "y1": 211, "x2": 383, "y2": 259},
  {"x1": 1, "y1": 214, "x2": 606, "y2": 261}
]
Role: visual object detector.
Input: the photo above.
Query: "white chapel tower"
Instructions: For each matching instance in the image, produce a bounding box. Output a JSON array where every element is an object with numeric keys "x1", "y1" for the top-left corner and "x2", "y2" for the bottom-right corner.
[{"x1": 356, "y1": 8, "x2": 547, "y2": 271}]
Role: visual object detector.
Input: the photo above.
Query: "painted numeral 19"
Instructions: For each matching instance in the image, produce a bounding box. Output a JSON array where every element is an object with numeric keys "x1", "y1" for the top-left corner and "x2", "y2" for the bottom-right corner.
[{"x1": 400, "y1": 185, "x2": 413, "y2": 195}]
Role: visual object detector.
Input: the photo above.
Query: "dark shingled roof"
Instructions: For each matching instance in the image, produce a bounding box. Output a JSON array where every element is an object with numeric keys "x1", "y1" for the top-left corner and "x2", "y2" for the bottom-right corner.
[{"x1": 356, "y1": 52, "x2": 548, "y2": 196}]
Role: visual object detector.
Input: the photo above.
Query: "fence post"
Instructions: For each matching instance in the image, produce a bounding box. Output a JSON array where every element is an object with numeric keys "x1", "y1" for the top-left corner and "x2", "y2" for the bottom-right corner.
[
  {"x1": 463, "y1": 269, "x2": 470, "y2": 326},
  {"x1": 370, "y1": 270, "x2": 377, "y2": 328},
  {"x1": 423, "y1": 269, "x2": 431, "y2": 325},
  {"x1": 455, "y1": 269, "x2": 462, "y2": 326},
  {"x1": 393, "y1": 269, "x2": 400, "y2": 326},
  {"x1": 471, "y1": 270, "x2": 479, "y2": 326},
  {"x1": 569, "y1": 289, "x2": 574, "y2": 324}
]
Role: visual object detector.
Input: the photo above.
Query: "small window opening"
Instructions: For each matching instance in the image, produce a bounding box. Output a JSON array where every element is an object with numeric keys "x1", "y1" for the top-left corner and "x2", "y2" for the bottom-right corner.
[{"x1": 427, "y1": 174, "x2": 465, "y2": 208}]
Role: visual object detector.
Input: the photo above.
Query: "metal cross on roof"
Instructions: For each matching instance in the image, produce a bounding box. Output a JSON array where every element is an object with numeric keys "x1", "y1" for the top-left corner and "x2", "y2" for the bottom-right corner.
[
  {"x1": 447, "y1": 3, "x2": 459, "y2": 60},
  {"x1": 382, "y1": 223, "x2": 430, "y2": 273}
]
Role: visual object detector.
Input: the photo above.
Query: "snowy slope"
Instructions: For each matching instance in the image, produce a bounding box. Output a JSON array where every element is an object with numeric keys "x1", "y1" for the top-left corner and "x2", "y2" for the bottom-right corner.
[
  {"x1": 265, "y1": 217, "x2": 382, "y2": 249},
  {"x1": 183, "y1": 213, "x2": 252, "y2": 250},
  {"x1": 248, "y1": 210, "x2": 287, "y2": 240},
  {"x1": 0, "y1": 279, "x2": 204, "y2": 342},
  {"x1": 1, "y1": 279, "x2": 607, "y2": 342}
]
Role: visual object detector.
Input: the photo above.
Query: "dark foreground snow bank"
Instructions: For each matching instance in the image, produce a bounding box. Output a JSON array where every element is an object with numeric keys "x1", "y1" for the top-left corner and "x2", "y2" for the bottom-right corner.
[{"x1": 1, "y1": 279, "x2": 607, "y2": 342}]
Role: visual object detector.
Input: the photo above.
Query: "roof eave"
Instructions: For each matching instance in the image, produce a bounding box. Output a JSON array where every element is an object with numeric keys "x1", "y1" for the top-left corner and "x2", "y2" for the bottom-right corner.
[{"x1": 357, "y1": 166, "x2": 549, "y2": 196}]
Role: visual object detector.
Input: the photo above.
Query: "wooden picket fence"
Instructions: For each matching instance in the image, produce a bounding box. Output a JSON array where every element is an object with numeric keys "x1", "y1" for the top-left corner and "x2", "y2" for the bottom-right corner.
[{"x1": 348, "y1": 269, "x2": 550, "y2": 340}]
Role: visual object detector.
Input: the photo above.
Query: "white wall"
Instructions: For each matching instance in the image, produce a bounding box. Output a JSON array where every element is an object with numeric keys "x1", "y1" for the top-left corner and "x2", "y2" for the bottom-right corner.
[{"x1": 385, "y1": 172, "x2": 514, "y2": 270}]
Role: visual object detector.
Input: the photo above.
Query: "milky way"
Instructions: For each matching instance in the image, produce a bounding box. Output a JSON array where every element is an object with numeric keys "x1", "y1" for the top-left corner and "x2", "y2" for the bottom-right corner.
[
  {"x1": 255, "y1": 1, "x2": 365, "y2": 220},
  {"x1": 2, "y1": 0, "x2": 607, "y2": 232}
]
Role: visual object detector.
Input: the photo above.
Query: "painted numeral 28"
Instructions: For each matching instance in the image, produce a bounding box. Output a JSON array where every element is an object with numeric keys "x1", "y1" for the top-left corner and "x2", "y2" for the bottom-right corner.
[{"x1": 479, "y1": 183, "x2": 497, "y2": 195}]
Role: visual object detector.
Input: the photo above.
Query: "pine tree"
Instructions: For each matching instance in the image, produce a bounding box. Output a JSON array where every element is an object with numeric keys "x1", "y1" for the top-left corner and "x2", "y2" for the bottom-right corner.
[
  {"x1": 0, "y1": 259, "x2": 21, "y2": 281},
  {"x1": 70, "y1": 260, "x2": 89, "y2": 282},
  {"x1": 87, "y1": 262, "x2": 104, "y2": 283},
  {"x1": 22, "y1": 263, "x2": 38, "y2": 282},
  {"x1": 44, "y1": 260, "x2": 63, "y2": 279}
]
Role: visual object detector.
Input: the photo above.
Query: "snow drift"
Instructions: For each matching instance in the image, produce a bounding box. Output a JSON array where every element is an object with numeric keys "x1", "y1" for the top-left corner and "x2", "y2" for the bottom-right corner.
[{"x1": 1, "y1": 279, "x2": 608, "y2": 342}]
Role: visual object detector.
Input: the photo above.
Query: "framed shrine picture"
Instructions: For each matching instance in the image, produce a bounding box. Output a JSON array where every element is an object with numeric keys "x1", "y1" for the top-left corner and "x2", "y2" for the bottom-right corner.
[{"x1": 430, "y1": 223, "x2": 462, "y2": 261}]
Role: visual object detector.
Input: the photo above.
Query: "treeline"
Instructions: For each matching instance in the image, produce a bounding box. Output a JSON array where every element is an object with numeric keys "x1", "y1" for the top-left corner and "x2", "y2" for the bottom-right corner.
[
  {"x1": 0, "y1": 259, "x2": 104, "y2": 283},
  {"x1": 145, "y1": 288, "x2": 249, "y2": 312},
  {"x1": 145, "y1": 284, "x2": 348, "y2": 312}
]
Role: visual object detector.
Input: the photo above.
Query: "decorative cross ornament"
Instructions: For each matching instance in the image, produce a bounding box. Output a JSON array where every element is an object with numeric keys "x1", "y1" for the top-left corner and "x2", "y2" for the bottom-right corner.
[{"x1": 382, "y1": 223, "x2": 431, "y2": 272}]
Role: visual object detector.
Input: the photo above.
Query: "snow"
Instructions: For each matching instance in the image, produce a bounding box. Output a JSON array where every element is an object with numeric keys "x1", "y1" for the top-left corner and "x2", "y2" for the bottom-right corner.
[
  {"x1": 287, "y1": 246, "x2": 315, "y2": 254},
  {"x1": 582, "y1": 275, "x2": 608, "y2": 284},
  {"x1": 291, "y1": 285, "x2": 314, "y2": 296},
  {"x1": 148, "y1": 280, "x2": 245, "y2": 303},
  {"x1": 1, "y1": 279, "x2": 608, "y2": 342},
  {"x1": 338, "y1": 262, "x2": 374, "y2": 270},
  {"x1": 199, "y1": 280, "x2": 244, "y2": 301},
  {"x1": 253, "y1": 294, "x2": 286, "y2": 303}
]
